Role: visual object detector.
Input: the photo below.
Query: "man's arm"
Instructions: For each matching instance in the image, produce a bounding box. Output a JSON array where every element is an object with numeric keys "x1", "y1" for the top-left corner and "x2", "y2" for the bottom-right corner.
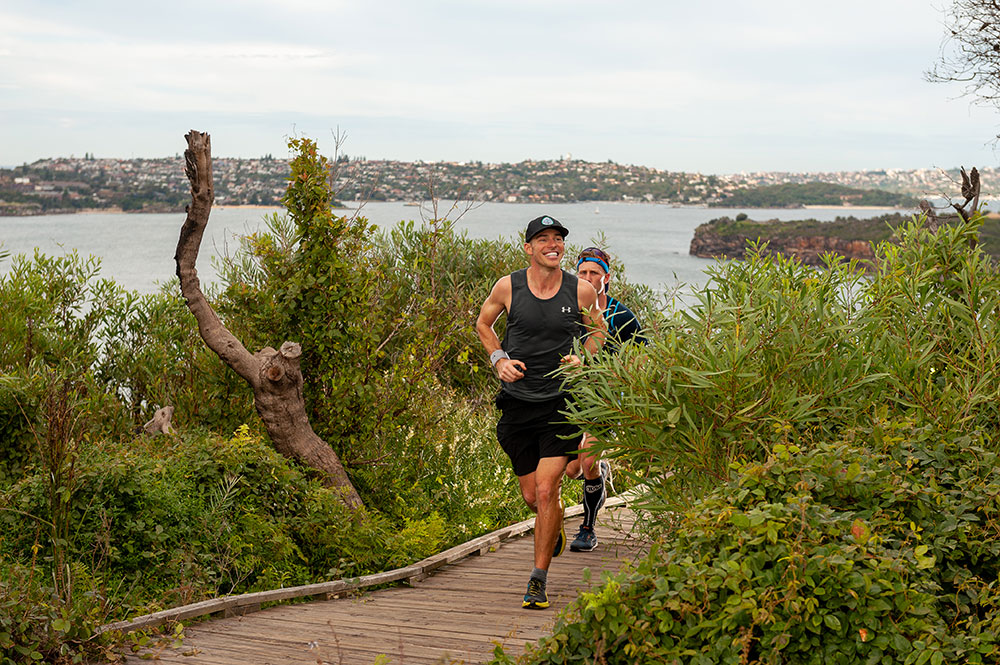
[
  {"x1": 476, "y1": 276, "x2": 526, "y2": 382},
  {"x1": 578, "y1": 280, "x2": 606, "y2": 356},
  {"x1": 561, "y1": 280, "x2": 606, "y2": 367}
]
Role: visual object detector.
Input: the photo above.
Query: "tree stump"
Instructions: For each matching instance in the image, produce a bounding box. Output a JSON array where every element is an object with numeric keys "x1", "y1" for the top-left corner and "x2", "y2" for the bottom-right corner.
[
  {"x1": 174, "y1": 131, "x2": 363, "y2": 510},
  {"x1": 143, "y1": 406, "x2": 175, "y2": 435}
]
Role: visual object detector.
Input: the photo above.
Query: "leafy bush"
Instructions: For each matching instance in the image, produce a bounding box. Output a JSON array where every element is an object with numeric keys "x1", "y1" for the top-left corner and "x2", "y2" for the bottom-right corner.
[
  {"x1": 563, "y1": 215, "x2": 1000, "y2": 509},
  {"x1": 502, "y1": 421, "x2": 1000, "y2": 665},
  {"x1": 0, "y1": 560, "x2": 118, "y2": 665},
  {"x1": 563, "y1": 244, "x2": 882, "y2": 508},
  {"x1": 0, "y1": 377, "x2": 36, "y2": 484},
  {"x1": 1, "y1": 414, "x2": 521, "y2": 615},
  {"x1": 512, "y1": 214, "x2": 1000, "y2": 662}
]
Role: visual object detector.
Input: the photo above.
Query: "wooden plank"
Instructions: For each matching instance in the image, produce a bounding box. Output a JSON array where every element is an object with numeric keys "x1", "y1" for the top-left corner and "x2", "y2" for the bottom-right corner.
[
  {"x1": 194, "y1": 620, "x2": 508, "y2": 653},
  {"x1": 225, "y1": 608, "x2": 542, "y2": 640},
  {"x1": 167, "y1": 628, "x2": 492, "y2": 664}
]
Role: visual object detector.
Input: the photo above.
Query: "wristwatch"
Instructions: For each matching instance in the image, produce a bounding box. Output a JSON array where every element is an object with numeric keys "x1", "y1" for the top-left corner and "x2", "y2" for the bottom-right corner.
[{"x1": 490, "y1": 349, "x2": 510, "y2": 367}]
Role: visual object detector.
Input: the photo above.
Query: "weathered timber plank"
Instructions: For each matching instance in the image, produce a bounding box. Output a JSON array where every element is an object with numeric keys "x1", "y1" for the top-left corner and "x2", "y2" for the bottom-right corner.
[
  {"x1": 232, "y1": 610, "x2": 538, "y2": 640},
  {"x1": 193, "y1": 609, "x2": 526, "y2": 643},
  {"x1": 171, "y1": 628, "x2": 493, "y2": 665}
]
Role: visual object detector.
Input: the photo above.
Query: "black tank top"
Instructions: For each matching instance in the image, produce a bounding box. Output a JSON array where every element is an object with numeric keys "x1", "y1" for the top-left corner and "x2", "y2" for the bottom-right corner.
[{"x1": 501, "y1": 268, "x2": 582, "y2": 401}]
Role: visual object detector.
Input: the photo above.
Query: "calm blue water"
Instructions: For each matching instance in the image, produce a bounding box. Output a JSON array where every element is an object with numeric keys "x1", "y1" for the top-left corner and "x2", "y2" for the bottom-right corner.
[{"x1": 0, "y1": 202, "x2": 913, "y2": 296}]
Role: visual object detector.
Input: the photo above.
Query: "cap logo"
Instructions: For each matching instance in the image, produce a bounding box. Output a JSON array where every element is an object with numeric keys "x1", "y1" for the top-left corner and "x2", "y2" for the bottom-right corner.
[{"x1": 541, "y1": 217, "x2": 554, "y2": 226}]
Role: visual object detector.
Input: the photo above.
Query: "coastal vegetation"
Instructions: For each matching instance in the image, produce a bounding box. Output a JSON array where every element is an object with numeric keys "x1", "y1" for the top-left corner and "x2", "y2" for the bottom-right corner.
[
  {"x1": 0, "y1": 136, "x2": 659, "y2": 663},
  {"x1": 5, "y1": 133, "x2": 1000, "y2": 664},
  {"x1": 497, "y1": 215, "x2": 1000, "y2": 664}
]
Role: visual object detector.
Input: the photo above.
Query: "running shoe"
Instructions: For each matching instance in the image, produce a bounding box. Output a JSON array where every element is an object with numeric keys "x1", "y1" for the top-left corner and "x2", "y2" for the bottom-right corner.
[
  {"x1": 522, "y1": 577, "x2": 549, "y2": 609},
  {"x1": 570, "y1": 525, "x2": 598, "y2": 552},
  {"x1": 596, "y1": 459, "x2": 614, "y2": 513}
]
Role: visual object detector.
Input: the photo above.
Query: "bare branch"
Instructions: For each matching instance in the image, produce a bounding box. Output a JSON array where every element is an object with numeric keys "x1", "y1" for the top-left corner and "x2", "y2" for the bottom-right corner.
[{"x1": 176, "y1": 131, "x2": 259, "y2": 386}]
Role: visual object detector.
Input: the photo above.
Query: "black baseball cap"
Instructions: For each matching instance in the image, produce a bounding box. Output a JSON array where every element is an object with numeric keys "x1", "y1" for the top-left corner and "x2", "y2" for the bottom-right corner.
[{"x1": 524, "y1": 215, "x2": 570, "y2": 243}]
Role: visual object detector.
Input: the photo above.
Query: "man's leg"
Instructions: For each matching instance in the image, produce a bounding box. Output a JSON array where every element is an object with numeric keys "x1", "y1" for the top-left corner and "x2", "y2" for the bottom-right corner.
[
  {"x1": 519, "y1": 456, "x2": 567, "y2": 609},
  {"x1": 563, "y1": 434, "x2": 589, "y2": 480},
  {"x1": 532, "y1": 455, "x2": 568, "y2": 569},
  {"x1": 571, "y1": 433, "x2": 607, "y2": 552}
]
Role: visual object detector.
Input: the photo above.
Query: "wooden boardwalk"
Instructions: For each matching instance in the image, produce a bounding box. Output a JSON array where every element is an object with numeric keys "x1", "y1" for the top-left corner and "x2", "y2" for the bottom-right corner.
[{"x1": 127, "y1": 506, "x2": 643, "y2": 665}]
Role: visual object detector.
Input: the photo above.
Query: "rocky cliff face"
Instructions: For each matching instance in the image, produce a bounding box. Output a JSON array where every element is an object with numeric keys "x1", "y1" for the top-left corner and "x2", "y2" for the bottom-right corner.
[{"x1": 690, "y1": 228, "x2": 875, "y2": 266}]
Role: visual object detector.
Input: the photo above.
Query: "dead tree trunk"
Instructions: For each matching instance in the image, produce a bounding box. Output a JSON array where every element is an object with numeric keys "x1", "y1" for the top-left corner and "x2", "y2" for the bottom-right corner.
[
  {"x1": 143, "y1": 405, "x2": 175, "y2": 435},
  {"x1": 175, "y1": 130, "x2": 363, "y2": 510}
]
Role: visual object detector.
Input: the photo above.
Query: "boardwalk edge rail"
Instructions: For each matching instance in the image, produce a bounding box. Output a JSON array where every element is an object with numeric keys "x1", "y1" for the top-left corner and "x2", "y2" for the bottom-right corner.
[{"x1": 97, "y1": 493, "x2": 636, "y2": 635}]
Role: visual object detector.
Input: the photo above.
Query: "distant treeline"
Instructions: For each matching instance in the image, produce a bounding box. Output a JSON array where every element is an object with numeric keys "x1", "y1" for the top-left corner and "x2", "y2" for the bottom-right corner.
[{"x1": 710, "y1": 182, "x2": 918, "y2": 208}]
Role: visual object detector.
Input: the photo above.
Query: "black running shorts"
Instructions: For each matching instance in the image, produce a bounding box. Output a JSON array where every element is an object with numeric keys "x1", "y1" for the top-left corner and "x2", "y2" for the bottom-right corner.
[{"x1": 495, "y1": 391, "x2": 582, "y2": 477}]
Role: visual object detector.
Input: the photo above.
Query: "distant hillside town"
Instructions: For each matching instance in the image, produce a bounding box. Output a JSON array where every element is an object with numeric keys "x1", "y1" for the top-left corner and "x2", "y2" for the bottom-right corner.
[{"x1": 0, "y1": 153, "x2": 990, "y2": 216}]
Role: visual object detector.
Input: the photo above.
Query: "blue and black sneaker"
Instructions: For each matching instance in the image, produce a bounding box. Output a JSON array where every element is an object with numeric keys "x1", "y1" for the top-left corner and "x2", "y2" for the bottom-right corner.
[
  {"x1": 522, "y1": 577, "x2": 549, "y2": 609},
  {"x1": 570, "y1": 525, "x2": 598, "y2": 552}
]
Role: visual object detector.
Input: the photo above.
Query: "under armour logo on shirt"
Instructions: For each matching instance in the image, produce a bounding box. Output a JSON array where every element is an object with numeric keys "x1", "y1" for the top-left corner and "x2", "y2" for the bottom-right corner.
[{"x1": 562, "y1": 306, "x2": 572, "y2": 313}]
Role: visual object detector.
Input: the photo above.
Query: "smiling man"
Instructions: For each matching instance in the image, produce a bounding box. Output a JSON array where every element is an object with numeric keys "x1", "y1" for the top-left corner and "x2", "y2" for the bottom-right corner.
[{"x1": 475, "y1": 215, "x2": 606, "y2": 609}]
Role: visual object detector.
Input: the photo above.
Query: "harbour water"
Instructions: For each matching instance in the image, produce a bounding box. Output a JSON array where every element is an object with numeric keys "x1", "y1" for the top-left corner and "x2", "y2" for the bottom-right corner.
[{"x1": 0, "y1": 202, "x2": 914, "y2": 296}]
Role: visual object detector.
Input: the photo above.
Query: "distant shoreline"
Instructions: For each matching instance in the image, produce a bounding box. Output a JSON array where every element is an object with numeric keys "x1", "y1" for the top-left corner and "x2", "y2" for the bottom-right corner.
[
  {"x1": 0, "y1": 201, "x2": 964, "y2": 219},
  {"x1": 800, "y1": 204, "x2": 910, "y2": 211}
]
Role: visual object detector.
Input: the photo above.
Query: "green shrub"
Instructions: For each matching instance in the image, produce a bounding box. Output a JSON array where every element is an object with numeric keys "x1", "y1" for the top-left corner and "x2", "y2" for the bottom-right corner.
[
  {"x1": 520, "y1": 214, "x2": 1000, "y2": 663},
  {"x1": 2, "y1": 412, "x2": 520, "y2": 617},
  {"x1": 0, "y1": 560, "x2": 117, "y2": 665},
  {"x1": 863, "y1": 219, "x2": 1000, "y2": 433},
  {"x1": 0, "y1": 377, "x2": 36, "y2": 484},
  {"x1": 93, "y1": 282, "x2": 256, "y2": 433},
  {"x1": 503, "y1": 421, "x2": 1000, "y2": 665},
  {"x1": 562, "y1": 244, "x2": 882, "y2": 509}
]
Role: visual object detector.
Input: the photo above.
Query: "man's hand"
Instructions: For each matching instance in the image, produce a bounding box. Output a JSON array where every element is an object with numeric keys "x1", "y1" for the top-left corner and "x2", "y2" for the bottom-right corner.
[
  {"x1": 497, "y1": 357, "x2": 527, "y2": 382},
  {"x1": 560, "y1": 354, "x2": 583, "y2": 368}
]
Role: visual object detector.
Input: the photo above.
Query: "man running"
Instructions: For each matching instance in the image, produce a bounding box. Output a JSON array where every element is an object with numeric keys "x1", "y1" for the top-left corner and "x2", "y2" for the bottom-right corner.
[
  {"x1": 475, "y1": 216, "x2": 606, "y2": 610},
  {"x1": 565, "y1": 246, "x2": 646, "y2": 553}
]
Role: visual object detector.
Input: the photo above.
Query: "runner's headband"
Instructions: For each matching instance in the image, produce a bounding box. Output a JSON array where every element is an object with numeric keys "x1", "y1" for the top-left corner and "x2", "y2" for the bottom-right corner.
[{"x1": 576, "y1": 247, "x2": 610, "y2": 274}]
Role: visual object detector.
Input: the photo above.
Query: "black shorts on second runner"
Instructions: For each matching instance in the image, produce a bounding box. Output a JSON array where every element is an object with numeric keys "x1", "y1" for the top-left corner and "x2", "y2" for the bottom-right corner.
[{"x1": 495, "y1": 391, "x2": 581, "y2": 477}]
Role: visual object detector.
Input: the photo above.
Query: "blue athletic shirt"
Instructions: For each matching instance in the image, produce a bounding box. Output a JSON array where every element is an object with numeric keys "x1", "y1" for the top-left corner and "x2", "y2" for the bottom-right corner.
[{"x1": 602, "y1": 295, "x2": 646, "y2": 353}]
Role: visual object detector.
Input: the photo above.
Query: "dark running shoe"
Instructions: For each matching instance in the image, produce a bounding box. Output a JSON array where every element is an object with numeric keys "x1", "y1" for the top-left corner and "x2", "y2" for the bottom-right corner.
[
  {"x1": 522, "y1": 577, "x2": 549, "y2": 609},
  {"x1": 570, "y1": 525, "x2": 598, "y2": 552}
]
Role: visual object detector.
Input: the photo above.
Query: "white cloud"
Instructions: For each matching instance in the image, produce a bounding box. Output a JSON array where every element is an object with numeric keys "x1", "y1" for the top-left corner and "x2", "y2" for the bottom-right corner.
[{"x1": 0, "y1": 0, "x2": 996, "y2": 171}]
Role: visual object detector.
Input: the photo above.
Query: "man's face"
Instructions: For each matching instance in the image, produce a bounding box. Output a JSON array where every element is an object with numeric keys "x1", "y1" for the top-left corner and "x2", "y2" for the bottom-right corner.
[
  {"x1": 577, "y1": 261, "x2": 609, "y2": 296},
  {"x1": 525, "y1": 229, "x2": 565, "y2": 268}
]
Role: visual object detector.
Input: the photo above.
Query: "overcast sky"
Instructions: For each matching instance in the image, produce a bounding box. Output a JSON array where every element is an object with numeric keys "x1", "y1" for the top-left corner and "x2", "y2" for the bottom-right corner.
[{"x1": 2, "y1": 0, "x2": 998, "y2": 173}]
